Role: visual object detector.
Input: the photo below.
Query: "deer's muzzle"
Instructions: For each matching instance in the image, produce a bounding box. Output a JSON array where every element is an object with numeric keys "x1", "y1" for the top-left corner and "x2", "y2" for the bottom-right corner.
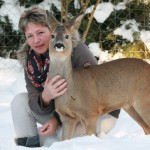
[{"x1": 54, "y1": 42, "x2": 65, "y2": 52}]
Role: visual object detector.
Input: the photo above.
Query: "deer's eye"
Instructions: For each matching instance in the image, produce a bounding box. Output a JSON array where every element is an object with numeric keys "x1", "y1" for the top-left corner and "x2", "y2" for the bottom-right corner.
[
  {"x1": 65, "y1": 35, "x2": 69, "y2": 39},
  {"x1": 51, "y1": 34, "x2": 55, "y2": 39}
]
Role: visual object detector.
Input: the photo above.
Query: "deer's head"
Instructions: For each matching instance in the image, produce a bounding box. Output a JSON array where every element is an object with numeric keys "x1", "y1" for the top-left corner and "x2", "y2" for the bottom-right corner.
[{"x1": 46, "y1": 11, "x2": 84, "y2": 58}]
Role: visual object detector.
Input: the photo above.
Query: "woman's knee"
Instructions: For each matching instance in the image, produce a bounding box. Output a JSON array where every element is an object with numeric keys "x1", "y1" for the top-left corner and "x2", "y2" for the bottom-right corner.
[{"x1": 11, "y1": 93, "x2": 29, "y2": 113}]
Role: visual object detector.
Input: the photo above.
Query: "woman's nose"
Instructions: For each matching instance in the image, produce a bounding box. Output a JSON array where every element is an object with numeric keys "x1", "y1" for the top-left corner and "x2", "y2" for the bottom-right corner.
[{"x1": 33, "y1": 35, "x2": 40, "y2": 44}]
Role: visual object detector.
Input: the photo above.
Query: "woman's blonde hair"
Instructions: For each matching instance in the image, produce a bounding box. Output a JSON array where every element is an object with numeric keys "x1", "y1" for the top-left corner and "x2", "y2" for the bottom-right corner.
[{"x1": 19, "y1": 5, "x2": 49, "y2": 32}]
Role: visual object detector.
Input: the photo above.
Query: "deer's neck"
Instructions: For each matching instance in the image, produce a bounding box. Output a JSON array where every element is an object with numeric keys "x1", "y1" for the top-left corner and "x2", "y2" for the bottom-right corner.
[{"x1": 49, "y1": 55, "x2": 72, "y2": 81}]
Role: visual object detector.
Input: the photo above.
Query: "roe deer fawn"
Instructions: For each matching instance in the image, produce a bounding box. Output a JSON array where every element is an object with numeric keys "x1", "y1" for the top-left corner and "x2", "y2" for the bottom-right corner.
[{"x1": 46, "y1": 11, "x2": 150, "y2": 140}]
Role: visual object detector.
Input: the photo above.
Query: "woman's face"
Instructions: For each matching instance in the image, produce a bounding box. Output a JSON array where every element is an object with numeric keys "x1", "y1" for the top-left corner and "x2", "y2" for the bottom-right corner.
[{"x1": 25, "y1": 23, "x2": 51, "y2": 54}]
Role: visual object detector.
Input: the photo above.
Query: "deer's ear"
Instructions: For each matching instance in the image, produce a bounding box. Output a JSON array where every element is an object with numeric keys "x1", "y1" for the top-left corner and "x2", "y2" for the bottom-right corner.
[
  {"x1": 65, "y1": 13, "x2": 84, "y2": 31},
  {"x1": 46, "y1": 10, "x2": 59, "y2": 29}
]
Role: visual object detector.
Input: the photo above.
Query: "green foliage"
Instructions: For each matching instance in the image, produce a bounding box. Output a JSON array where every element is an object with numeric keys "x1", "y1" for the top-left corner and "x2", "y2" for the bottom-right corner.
[
  {"x1": 82, "y1": 1, "x2": 150, "y2": 54},
  {"x1": 67, "y1": 0, "x2": 82, "y2": 17},
  {"x1": 0, "y1": 0, "x2": 4, "y2": 8},
  {"x1": 0, "y1": 16, "x2": 23, "y2": 58},
  {"x1": 19, "y1": 0, "x2": 44, "y2": 7},
  {"x1": 51, "y1": 4, "x2": 61, "y2": 21},
  {"x1": 0, "y1": 0, "x2": 150, "y2": 59},
  {"x1": 123, "y1": 41, "x2": 150, "y2": 59}
]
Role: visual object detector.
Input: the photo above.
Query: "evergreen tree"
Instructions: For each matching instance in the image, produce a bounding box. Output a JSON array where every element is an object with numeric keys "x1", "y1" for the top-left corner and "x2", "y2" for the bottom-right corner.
[
  {"x1": 0, "y1": 15, "x2": 22, "y2": 58},
  {"x1": 79, "y1": 0, "x2": 150, "y2": 59},
  {"x1": 0, "y1": 0, "x2": 150, "y2": 59},
  {"x1": 0, "y1": 0, "x2": 4, "y2": 7},
  {"x1": 19, "y1": 0, "x2": 44, "y2": 7}
]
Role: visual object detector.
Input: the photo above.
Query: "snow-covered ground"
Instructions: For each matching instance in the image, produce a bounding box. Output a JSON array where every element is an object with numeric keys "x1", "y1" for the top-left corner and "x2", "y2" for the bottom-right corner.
[
  {"x1": 0, "y1": 0, "x2": 150, "y2": 149},
  {"x1": 0, "y1": 56, "x2": 150, "y2": 150}
]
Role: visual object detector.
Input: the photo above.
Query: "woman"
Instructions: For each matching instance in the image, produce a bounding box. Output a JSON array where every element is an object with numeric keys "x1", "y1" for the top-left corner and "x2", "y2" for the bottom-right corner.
[{"x1": 11, "y1": 6, "x2": 120, "y2": 147}]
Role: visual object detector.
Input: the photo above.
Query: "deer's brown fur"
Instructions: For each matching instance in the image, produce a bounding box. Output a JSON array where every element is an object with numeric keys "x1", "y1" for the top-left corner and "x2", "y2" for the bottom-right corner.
[{"x1": 46, "y1": 11, "x2": 150, "y2": 140}]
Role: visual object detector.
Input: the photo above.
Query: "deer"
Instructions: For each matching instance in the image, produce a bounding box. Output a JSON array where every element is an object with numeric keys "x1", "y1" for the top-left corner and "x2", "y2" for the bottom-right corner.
[{"x1": 46, "y1": 11, "x2": 150, "y2": 140}]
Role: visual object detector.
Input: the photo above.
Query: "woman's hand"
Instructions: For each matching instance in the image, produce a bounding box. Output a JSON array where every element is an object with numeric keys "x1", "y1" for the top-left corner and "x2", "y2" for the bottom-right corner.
[
  {"x1": 42, "y1": 75, "x2": 67, "y2": 107},
  {"x1": 39, "y1": 117, "x2": 59, "y2": 136}
]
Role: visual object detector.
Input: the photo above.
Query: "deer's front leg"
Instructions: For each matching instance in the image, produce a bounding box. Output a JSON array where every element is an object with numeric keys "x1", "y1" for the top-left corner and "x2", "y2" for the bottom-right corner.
[
  {"x1": 83, "y1": 116, "x2": 97, "y2": 135},
  {"x1": 61, "y1": 118, "x2": 79, "y2": 140}
]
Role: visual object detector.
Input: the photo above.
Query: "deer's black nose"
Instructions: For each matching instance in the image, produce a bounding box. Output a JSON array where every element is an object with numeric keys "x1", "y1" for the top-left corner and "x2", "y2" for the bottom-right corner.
[
  {"x1": 54, "y1": 42, "x2": 65, "y2": 52},
  {"x1": 54, "y1": 43, "x2": 65, "y2": 49}
]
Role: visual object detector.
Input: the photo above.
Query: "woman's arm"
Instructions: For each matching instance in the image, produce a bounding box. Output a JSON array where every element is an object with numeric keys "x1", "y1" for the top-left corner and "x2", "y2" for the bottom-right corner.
[{"x1": 25, "y1": 72, "x2": 55, "y2": 115}]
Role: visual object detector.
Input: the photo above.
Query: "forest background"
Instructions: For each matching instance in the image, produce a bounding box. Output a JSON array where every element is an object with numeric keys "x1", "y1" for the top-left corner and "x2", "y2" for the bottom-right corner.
[{"x1": 0, "y1": 0, "x2": 150, "y2": 62}]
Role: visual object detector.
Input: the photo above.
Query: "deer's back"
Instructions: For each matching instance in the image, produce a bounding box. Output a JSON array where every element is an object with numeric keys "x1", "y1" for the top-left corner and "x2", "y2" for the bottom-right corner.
[{"x1": 72, "y1": 58, "x2": 150, "y2": 109}]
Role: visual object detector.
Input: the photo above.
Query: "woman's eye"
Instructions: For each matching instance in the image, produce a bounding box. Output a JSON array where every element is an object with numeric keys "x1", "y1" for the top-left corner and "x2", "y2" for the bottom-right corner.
[
  {"x1": 27, "y1": 35, "x2": 32, "y2": 39},
  {"x1": 51, "y1": 35, "x2": 55, "y2": 39},
  {"x1": 65, "y1": 35, "x2": 69, "y2": 39},
  {"x1": 38, "y1": 32, "x2": 44, "y2": 34}
]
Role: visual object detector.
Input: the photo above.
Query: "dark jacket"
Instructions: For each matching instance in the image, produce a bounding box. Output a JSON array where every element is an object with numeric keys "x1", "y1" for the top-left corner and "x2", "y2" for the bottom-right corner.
[{"x1": 18, "y1": 42, "x2": 120, "y2": 118}]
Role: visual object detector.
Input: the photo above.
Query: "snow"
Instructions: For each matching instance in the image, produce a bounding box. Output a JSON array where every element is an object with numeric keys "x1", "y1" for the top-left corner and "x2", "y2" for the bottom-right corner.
[
  {"x1": 140, "y1": 30, "x2": 150, "y2": 51},
  {"x1": 0, "y1": 0, "x2": 61, "y2": 30},
  {"x1": 114, "y1": 19, "x2": 140, "y2": 42},
  {"x1": 1, "y1": 0, "x2": 150, "y2": 50},
  {"x1": 85, "y1": 2, "x2": 114, "y2": 23},
  {"x1": 88, "y1": 42, "x2": 124, "y2": 64},
  {"x1": 0, "y1": 1, "x2": 150, "y2": 149},
  {"x1": 88, "y1": 42, "x2": 110, "y2": 64},
  {"x1": 114, "y1": 2, "x2": 126, "y2": 10},
  {"x1": 0, "y1": 0, "x2": 25, "y2": 30},
  {"x1": 0, "y1": 55, "x2": 150, "y2": 150},
  {"x1": 74, "y1": 0, "x2": 80, "y2": 9},
  {"x1": 39, "y1": 0, "x2": 61, "y2": 12},
  {"x1": 85, "y1": 1, "x2": 150, "y2": 47}
]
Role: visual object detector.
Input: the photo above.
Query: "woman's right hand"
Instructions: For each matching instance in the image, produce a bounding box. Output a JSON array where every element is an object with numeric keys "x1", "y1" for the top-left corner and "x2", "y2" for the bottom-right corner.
[
  {"x1": 39, "y1": 117, "x2": 59, "y2": 136},
  {"x1": 42, "y1": 75, "x2": 67, "y2": 107}
]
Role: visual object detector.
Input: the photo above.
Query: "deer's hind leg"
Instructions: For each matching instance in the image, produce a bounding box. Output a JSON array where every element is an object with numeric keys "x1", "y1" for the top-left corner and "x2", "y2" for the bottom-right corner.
[
  {"x1": 135, "y1": 96, "x2": 150, "y2": 129},
  {"x1": 124, "y1": 105, "x2": 150, "y2": 134}
]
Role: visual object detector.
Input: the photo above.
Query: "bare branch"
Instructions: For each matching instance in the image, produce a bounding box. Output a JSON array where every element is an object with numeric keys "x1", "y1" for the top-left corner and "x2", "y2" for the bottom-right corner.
[
  {"x1": 61, "y1": 0, "x2": 69, "y2": 23},
  {"x1": 82, "y1": 0, "x2": 90, "y2": 12},
  {"x1": 82, "y1": 0, "x2": 101, "y2": 42}
]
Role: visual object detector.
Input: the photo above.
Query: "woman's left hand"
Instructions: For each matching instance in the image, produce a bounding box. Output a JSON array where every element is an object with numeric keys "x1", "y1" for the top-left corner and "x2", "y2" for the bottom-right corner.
[{"x1": 39, "y1": 117, "x2": 59, "y2": 136}]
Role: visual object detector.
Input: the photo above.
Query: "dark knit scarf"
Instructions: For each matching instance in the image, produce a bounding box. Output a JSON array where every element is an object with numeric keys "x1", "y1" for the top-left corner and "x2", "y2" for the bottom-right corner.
[{"x1": 26, "y1": 49, "x2": 49, "y2": 91}]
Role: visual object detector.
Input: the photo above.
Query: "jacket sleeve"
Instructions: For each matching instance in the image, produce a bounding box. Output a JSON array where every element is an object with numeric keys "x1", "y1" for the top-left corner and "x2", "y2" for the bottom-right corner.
[
  {"x1": 25, "y1": 71, "x2": 55, "y2": 115},
  {"x1": 72, "y1": 42, "x2": 120, "y2": 118}
]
